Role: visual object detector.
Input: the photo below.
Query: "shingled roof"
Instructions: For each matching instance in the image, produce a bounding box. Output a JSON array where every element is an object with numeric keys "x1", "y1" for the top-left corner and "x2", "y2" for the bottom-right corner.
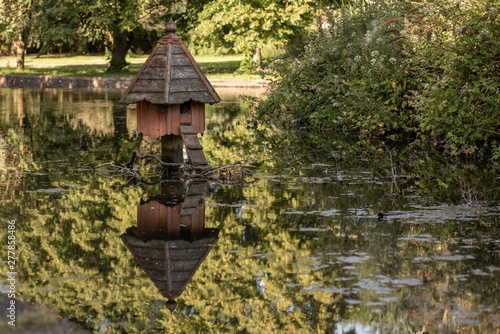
[
  {"x1": 120, "y1": 233, "x2": 219, "y2": 311},
  {"x1": 120, "y1": 19, "x2": 220, "y2": 105}
]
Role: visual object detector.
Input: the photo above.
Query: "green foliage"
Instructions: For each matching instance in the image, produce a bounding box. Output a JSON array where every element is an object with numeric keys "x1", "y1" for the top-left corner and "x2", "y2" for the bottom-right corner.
[
  {"x1": 193, "y1": 0, "x2": 321, "y2": 61},
  {"x1": 492, "y1": 147, "x2": 500, "y2": 167},
  {"x1": 257, "y1": 0, "x2": 500, "y2": 157},
  {"x1": 236, "y1": 56, "x2": 255, "y2": 73},
  {"x1": 410, "y1": 0, "x2": 500, "y2": 155},
  {"x1": 33, "y1": 0, "x2": 83, "y2": 55},
  {"x1": 256, "y1": 1, "x2": 416, "y2": 132},
  {"x1": 0, "y1": 0, "x2": 33, "y2": 40}
]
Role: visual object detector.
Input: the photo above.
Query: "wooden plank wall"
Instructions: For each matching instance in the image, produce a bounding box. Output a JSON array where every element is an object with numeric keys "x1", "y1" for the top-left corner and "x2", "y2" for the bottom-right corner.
[
  {"x1": 137, "y1": 201, "x2": 181, "y2": 239},
  {"x1": 191, "y1": 101, "x2": 205, "y2": 134},
  {"x1": 137, "y1": 101, "x2": 204, "y2": 137}
]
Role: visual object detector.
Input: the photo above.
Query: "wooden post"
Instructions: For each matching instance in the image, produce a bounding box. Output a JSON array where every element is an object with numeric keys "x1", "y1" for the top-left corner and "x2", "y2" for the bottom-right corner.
[
  {"x1": 160, "y1": 180, "x2": 185, "y2": 202},
  {"x1": 161, "y1": 135, "x2": 184, "y2": 163}
]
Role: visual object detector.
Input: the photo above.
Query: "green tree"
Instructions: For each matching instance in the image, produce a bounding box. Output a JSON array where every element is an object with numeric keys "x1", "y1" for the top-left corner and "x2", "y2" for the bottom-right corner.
[
  {"x1": 80, "y1": 0, "x2": 143, "y2": 72},
  {"x1": 34, "y1": 0, "x2": 86, "y2": 54},
  {"x1": 194, "y1": 0, "x2": 322, "y2": 69},
  {"x1": 0, "y1": 0, "x2": 35, "y2": 69},
  {"x1": 82, "y1": 0, "x2": 209, "y2": 71}
]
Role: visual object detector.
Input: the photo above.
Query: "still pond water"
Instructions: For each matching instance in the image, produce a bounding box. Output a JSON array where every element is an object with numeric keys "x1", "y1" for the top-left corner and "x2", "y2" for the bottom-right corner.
[{"x1": 0, "y1": 88, "x2": 499, "y2": 333}]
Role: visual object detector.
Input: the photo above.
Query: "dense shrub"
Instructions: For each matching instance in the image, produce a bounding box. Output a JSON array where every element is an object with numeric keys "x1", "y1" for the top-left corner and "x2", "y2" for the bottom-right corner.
[{"x1": 256, "y1": 0, "x2": 500, "y2": 157}]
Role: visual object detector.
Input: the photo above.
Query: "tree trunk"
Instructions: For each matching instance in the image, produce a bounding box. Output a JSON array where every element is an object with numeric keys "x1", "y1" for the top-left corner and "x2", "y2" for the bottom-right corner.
[
  {"x1": 15, "y1": 32, "x2": 25, "y2": 70},
  {"x1": 107, "y1": 31, "x2": 128, "y2": 72},
  {"x1": 252, "y1": 47, "x2": 262, "y2": 70},
  {"x1": 112, "y1": 102, "x2": 128, "y2": 134}
]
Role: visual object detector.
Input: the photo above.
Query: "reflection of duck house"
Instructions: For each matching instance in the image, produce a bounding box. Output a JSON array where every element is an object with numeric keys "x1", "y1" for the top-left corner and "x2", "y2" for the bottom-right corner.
[
  {"x1": 120, "y1": 182, "x2": 219, "y2": 311},
  {"x1": 119, "y1": 19, "x2": 220, "y2": 166}
]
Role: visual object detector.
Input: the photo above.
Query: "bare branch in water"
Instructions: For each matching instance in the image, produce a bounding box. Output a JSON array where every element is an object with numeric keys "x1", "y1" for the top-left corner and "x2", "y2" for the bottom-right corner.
[{"x1": 93, "y1": 150, "x2": 257, "y2": 186}]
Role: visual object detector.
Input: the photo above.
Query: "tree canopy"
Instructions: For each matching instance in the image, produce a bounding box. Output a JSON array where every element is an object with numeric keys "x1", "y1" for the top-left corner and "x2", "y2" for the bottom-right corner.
[
  {"x1": 193, "y1": 0, "x2": 321, "y2": 68},
  {"x1": 0, "y1": 0, "x2": 325, "y2": 70},
  {"x1": 0, "y1": 0, "x2": 34, "y2": 69}
]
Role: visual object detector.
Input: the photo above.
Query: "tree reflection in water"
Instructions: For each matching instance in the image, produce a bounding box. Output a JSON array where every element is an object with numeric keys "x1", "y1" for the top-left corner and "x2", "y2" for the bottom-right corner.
[{"x1": 0, "y1": 88, "x2": 499, "y2": 333}]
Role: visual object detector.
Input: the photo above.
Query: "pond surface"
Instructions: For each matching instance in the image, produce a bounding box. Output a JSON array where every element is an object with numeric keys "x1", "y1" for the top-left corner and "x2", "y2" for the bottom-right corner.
[{"x1": 0, "y1": 88, "x2": 499, "y2": 333}]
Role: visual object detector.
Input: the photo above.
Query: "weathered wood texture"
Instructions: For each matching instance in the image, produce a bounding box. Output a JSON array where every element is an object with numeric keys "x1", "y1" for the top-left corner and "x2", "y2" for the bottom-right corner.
[
  {"x1": 120, "y1": 36, "x2": 220, "y2": 105},
  {"x1": 120, "y1": 235, "x2": 219, "y2": 299},
  {"x1": 137, "y1": 201, "x2": 181, "y2": 239},
  {"x1": 180, "y1": 125, "x2": 208, "y2": 166},
  {"x1": 137, "y1": 101, "x2": 204, "y2": 137},
  {"x1": 123, "y1": 179, "x2": 217, "y2": 300},
  {"x1": 180, "y1": 186, "x2": 205, "y2": 237},
  {"x1": 136, "y1": 182, "x2": 207, "y2": 239}
]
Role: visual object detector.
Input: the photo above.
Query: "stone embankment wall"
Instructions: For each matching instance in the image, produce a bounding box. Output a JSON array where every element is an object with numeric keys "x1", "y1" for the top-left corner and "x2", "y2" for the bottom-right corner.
[{"x1": 0, "y1": 75, "x2": 267, "y2": 90}]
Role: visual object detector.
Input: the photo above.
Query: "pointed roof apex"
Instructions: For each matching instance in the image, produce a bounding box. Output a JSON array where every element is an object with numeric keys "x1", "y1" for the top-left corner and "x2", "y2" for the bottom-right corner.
[
  {"x1": 166, "y1": 18, "x2": 177, "y2": 35},
  {"x1": 162, "y1": 18, "x2": 180, "y2": 40},
  {"x1": 119, "y1": 19, "x2": 220, "y2": 105},
  {"x1": 166, "y1": 299, "x2": 178, "y2": 313}
]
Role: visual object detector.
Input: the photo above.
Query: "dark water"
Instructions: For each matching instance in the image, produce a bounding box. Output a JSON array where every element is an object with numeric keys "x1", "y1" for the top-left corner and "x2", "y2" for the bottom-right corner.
[{"x1": 0, "y1": 88, "x2": 499, "y2": 333}]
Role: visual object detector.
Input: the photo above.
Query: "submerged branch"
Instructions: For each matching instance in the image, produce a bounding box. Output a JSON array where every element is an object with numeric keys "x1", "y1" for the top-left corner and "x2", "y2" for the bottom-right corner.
[
  {"x1": 94, "y1": 150, "x2": 257, "y2": 186},
  {"x1": 125, "y1": 150, "x2": 185, "y2": 169}
]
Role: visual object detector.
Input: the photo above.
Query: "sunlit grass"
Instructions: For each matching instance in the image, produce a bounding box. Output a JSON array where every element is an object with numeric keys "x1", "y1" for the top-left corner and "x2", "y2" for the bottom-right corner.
[{"x1": 0, "y1": 53, "x2": 265, "y2": 79}]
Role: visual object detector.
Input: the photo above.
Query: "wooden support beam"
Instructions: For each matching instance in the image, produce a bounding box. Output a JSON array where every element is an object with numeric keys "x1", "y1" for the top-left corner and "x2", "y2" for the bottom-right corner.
[{"x1": 161, "y1": 134, "x2": 184, "y2": 164}]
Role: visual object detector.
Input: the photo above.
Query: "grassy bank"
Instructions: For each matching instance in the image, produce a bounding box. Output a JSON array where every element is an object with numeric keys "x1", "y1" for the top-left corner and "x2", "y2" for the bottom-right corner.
[{"x1": 0, "y1": 53, "x2": 264, "y2": 79}]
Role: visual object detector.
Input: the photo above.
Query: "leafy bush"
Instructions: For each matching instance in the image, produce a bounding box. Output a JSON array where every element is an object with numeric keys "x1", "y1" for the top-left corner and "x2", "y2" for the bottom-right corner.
[
  {"x1": 256, "y1": 0, "x2": 500, "y2": 157},
  {"x1": 410, "y1": 0, "x2": 500, "y2": 155}
]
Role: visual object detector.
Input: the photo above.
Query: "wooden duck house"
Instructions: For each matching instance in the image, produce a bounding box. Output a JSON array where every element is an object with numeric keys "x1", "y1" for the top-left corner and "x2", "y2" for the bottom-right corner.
[
  {"x1": 120, "y1": 182, "x2": 219, "y2": 312},
  {"x1": 120, "y1": 18, "x2": 220, "y2": 166}
]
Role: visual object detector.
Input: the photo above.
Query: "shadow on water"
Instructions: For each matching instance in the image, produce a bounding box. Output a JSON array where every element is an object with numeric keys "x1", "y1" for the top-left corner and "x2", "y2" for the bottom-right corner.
[{"x1": 0, "y1": 88, "x2": 499, "y2": 333}]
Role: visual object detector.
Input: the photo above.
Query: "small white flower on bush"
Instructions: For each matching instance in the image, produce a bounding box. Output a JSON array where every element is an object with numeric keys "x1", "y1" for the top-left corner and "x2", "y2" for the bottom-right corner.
[
  {"x1": 354, "y1": 55, "x2": 361, "y2": 62},
  {"x1": 376, "y1": 38, "x2": 382, "y2": 43},
  {"x1": 322, "y1": 22, "x2": 331, "y2": 30},
  {"x1": 389, "y1": 57, "x2": 396, "y2": 64},
  {"x1": 371, "y1": 50, "x2": 379, "y2": 57},
  {"x1": 371, "y1": 58, "x2": 376, "y2": 65}
]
